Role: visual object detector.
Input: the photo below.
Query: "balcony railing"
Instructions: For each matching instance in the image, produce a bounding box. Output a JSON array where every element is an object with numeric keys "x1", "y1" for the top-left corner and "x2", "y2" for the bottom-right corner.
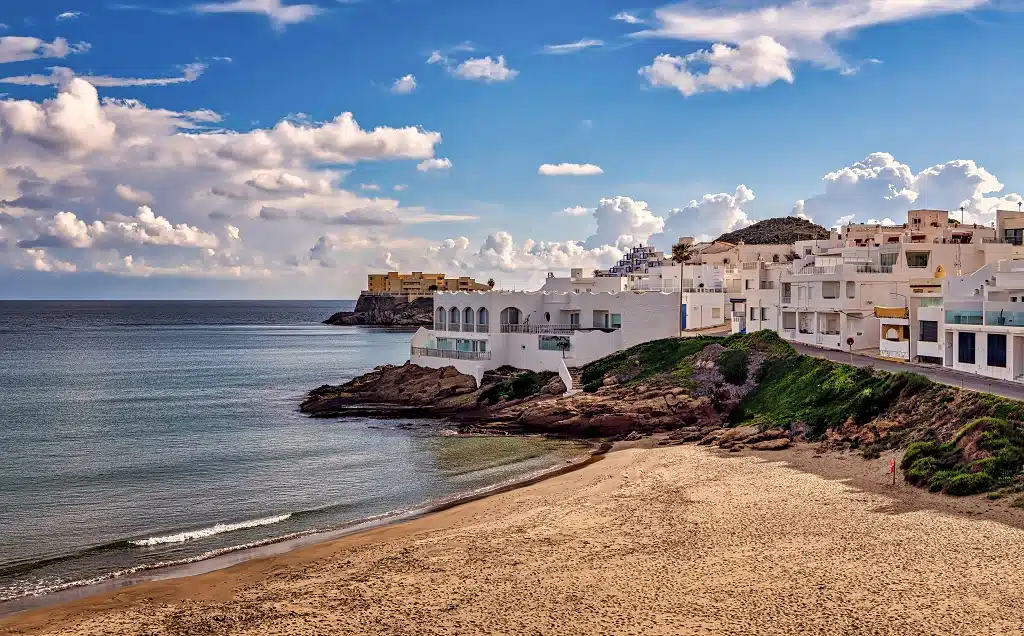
[
  {"x1": 781, "y1": 294, "x2": 793, "y2": 304},
  {"x1": 854, "y1": 265, "x2": 894, "y2": 274},
  {"x1": 759, "y1": 281, "x2": 775, "y2": 290},
  {"x1": 794, "y1": 266, "x2": 837, "y2": 276},
  {"x1": 499, "y1": 324, "x2": 621, "y2": 334},
  {"x1": 945, "y1": 310, "x2": 983, "y2": 325},
  {"x1": 434, "y1": 323, "x2": 490, "y2": 332},
  {"x1": 986, "y1": 311, "x2": 1024, "y2": 326},
  {"x1": 411, "y1": 346, "x2": 491, "y2": 361},
  {"x1": 476, "y1": 324, "x2": 490, "y2": 333}
]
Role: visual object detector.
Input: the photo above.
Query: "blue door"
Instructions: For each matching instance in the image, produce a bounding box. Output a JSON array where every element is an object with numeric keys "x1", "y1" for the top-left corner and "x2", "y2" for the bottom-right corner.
[{"x1": 680, "y1": 304, "x2": 687, "y2": 330}]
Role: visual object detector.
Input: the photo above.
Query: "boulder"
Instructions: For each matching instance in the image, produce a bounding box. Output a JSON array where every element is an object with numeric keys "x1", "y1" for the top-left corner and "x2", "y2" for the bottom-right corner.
[
  {"x1": 718, "y1": 426, "x2": 759, "y2": 445},
  {"x1": 751, "y1": 438, "x2": 791, "y2": 451}
]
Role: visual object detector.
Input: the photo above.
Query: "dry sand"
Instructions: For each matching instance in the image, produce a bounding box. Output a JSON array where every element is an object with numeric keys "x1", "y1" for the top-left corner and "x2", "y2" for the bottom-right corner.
[{"x1": 5, "y1": 445, "x2": 1024, "y2": 635}]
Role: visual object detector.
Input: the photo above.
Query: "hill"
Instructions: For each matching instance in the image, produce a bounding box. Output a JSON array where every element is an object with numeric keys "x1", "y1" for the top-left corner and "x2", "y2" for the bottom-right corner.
[{"x1": 714, "y1": 217, "x2": 829, "y2": 245}]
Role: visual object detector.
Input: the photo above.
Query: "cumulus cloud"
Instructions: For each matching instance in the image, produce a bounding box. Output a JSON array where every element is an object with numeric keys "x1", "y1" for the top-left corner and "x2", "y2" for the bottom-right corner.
[
  {"x1": 538, "y1": 163, "x2": 603, "y2": 176},
  {"x1": 450, "y1": 56, "x2": 519, "y2": 82},
  {"x1": 563, "y1": 206, "x2": 591, "y2": 217},
  {"x1": 585, "y1": 196, "x2": 665, "y2": 249},
  {"x1": 542, "y1": 39, "x2": 604, "y2": 54},
  {"x1": 417, "y1": 157, "x2": 452, "y2": 172},
  {"x1": 650, "y1": 185, "x2": 755, "y2": 246},
  {"x1": 391, "y1": 74, "x2": 416, "y2": 94},
  {"x1": 393, "y1": 184, "x2": 407, "y2": 192},
  {"x1": 0, "y1": 36, "x2": 90, "y2": 64},
  {"x1": 359, "y1": 183, "x2": 380, "y2": 191},
  {"x1": 115, "y1": 184, "x2": 154, "y2": 204},
  {"x1": 613, "y1": 11, "x2": 643, "y2": 24},
  {"x1": 191, "y1": 0, "x2": 321, "y2": 29},
  {"x1": 18, "y1": 207, "x2": 220, "y2": 249},
  {"x1": 56, "y1": 11, "x2": 82, "y2": 21},
  {"x1": 0, "y1": 63, "x2": 207, "y2": 88},
  {"x1": 640, "y1": 36, "x2": 794, "y2": 96},
  {"x1": 793, "y1": 153, "x2": 1022, "y2": 226},
  {"x1": 633, "y1": 0, "x2": 987, "y2": 92}
]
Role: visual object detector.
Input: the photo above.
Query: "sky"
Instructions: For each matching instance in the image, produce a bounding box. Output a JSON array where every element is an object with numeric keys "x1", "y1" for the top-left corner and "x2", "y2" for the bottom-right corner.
[{"x1": 0, "y1": 0, "x2": 1023, "y2": 299}]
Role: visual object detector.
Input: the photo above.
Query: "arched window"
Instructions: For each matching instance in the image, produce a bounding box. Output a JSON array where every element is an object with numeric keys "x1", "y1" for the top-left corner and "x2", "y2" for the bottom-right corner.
[
  {"x1": 463, "y1": 307, "x2": 474, "y2": 326},
  {"x1": 772, "y1": 254, "x2": 780, "y2": 263},
  {"x1": 500, "y1": 307, "x2": 521, "y2": 325},
  {"x1": 449, "y1": 307, "x2": 460, "y2": 326},
  {"x1": 435, "y1": 307, "x2": 446, "y2": 328},
  {"x1": 477, "y1": 307, "x2": 489, "y2": 327}
]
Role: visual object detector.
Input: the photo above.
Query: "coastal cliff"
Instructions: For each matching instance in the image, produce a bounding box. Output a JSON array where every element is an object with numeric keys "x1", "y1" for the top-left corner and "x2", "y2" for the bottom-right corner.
[
  {"x1": 324, "y1": 294, "x2": 433, "y2": 326},
  {"x1": 304, "y1": 331, "x2": 1024, "y2": 499}
]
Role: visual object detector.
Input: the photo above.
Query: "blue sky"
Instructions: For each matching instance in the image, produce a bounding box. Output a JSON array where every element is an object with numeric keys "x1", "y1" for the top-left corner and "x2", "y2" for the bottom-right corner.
[{"x1": 0, "y1": 0, "x2": 1022, "y2": 298}]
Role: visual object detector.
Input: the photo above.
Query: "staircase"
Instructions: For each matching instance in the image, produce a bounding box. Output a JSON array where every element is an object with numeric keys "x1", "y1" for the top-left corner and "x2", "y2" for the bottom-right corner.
[{"x1": 566, "y1": 366, "x2": 584, "y2": 394}]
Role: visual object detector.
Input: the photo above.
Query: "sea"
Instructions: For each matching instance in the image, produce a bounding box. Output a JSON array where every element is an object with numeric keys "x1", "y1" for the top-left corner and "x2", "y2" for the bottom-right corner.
[{"x1": 0, "y1": 301, "x2": 584, "y2": 611}]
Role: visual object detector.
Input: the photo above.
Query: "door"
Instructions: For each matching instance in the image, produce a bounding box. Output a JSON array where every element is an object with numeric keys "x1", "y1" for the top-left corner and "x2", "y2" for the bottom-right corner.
[
  {"x1": 680, "y1": 304, "x2": 687, "y2": 330},
  {"x1": 944, "y1": 332, "x2": 954, "y2": 366}
]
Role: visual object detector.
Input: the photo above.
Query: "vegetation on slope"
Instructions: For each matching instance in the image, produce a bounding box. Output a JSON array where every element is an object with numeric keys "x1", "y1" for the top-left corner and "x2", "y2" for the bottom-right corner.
[
  {"x1": 479, "y1": 370, "x2": 557, "y2": 405},
  {"x1": 580, "y1": 330, "x2": 1024, "y2": 496},
  {"x1": 714, "y1": 217, "x2": 829, "y2": 245}
]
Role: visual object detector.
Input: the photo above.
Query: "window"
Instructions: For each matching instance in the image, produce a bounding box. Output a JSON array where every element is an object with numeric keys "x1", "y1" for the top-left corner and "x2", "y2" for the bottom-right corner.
[
  {"x1": 761, "y1": 307, "x2": 768, "y2": 321},
  {"x1": 569, "y1": 312, "x2": 580, "y2": 327},
  {"x1": 919, "y1": 321, "x2": 938, "y2": 343},
  {"x1": 750, "y1": 307, "x2": 758, "y2": 320},
  {"x1": 478, "y1": 340, "x2": 487, "y2": 353},
  {"x1": 822, "y1": 282, "x2": 840, "y2": 299},
  {"x1": 773, "y1": 254, "x2": 780, "y2": 263},
  {"x1": 611, "y1": 313, "x2": 622, "y2": 328},
  {"x1": 711, "y1": 307, "x2": 721, "y2": 319},
  {"x1": 958, "y1": 332, "x2": 976, "y2": 364},
  {"x1": 544, "y1": 312, "x2": 551, "y2": 322},
  {"x1": 919, "y1": 297, "x2": 943, "y2": 308},
  {"x1": 745, "y1": 279, "x2": 752, "y2": 290},
  {"x1": 880, "y1": 252, "x2": 898, "y2": 268},
  {"x1": 988, "y1": 334, "x2": 1007, "y2": 368},
  {"x1": 804, "y1": 248, "x2": 812, "y2": 256},
  {"x1": 782, "y1": 312, "x2": 796, "y2": 329},
  {"x1": 1004, "y1": 229, "x2": 1023, "y2": 246},
  {"x1": 846, "y1": 281, "x2": 856, "y2": 299},
  {"x1": 906, "y1": 252, "x2": 930, "y2": 268}
]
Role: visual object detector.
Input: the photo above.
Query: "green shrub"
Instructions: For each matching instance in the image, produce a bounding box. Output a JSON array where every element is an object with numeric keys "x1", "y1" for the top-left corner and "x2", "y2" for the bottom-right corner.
[
  {"x1": 904, "y1": 457, "x2": 938, "y2": 485},
  {"x1": 1012, "y1": 496, "x2": 1024, "y2": 509},
  {"x1": 902, "y1": 441, "x2": 940, "y2": 469},
  {"x1": 945, "y1": 472, "x2": 994, "y2": 496},
  {"x1": 583, "y1": 380, "x2": 602, "y2": 393},
  {"x1": 717, "y1": 349, "x2": 749, "y2": 385},
  {"x1": 479, "y1": 371, "x2": 555, "y2": 405}
]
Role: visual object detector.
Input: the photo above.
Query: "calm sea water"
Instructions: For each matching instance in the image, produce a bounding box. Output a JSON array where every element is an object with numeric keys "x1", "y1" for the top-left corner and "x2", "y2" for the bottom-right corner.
[{"x1": 0, "y1": 301, "x2": 582, "y2": 606}]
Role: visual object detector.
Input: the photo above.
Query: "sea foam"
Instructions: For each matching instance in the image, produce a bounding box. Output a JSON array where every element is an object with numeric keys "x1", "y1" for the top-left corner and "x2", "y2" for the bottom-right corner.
[{"x1": 129, "y1": 514, "x2": 292, "y2": 547}]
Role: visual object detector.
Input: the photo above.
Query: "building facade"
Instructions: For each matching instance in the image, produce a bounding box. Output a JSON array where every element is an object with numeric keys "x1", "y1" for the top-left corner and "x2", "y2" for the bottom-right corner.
[{"x1": 366, "y1": 272, "x2": 490, "y2": 298}]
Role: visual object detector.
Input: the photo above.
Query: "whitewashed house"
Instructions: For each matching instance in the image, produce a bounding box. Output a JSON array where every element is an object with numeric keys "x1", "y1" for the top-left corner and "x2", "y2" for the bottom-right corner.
[{"x1": 409, "y1": 268, "x2": 681, "y2": 390}]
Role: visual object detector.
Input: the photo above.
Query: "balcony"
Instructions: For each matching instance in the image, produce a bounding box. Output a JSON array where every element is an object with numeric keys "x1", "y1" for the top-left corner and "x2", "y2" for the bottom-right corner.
[
  {"x1": 793, "y1": 266, "x2": 837, "y2": 276},
  {"x1": 476, "y1": 324, "x2": 490, "y2": 333},
  {"x1": 411, "y1": 346, "x2": 491, "y2": 361},
  {"x1": 854, "y1": 265, "x2": 894, "y2": 274},
  {"x1": 781, "y1": 294, "x2": 792, "y2": 304},
  {"x1": 986, "y1": 311, "x2": 1024, "y2": 327},
  {"x1": 945, "y1": 310, "x2": 983, "y2": 325},
  {"x1": 759, "y1": 281, "x2": 775, "y2": 290},
  {"x1": 500, "y1": 324, "x2": 620, "y2": 334}
]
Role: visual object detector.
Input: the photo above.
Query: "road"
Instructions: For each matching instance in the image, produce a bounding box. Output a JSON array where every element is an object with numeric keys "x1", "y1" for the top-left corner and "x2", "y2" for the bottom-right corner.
[{"x1": 790, "y1": 342, "x2": 1024, "y2": 401}]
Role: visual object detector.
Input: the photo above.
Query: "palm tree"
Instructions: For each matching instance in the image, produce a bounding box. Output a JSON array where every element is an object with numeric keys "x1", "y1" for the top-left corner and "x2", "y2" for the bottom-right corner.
[
  {"x1": 486, "y1": 278, "x2": 496, "y2": 289},
  {"x1": 671, "y1": 241, "x2": 692, "y2": 265}
]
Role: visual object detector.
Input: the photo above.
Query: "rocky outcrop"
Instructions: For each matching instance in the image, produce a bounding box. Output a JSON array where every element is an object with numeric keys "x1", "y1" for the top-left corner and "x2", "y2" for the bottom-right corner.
[{"x1": 324, "y1": 295, "x2": 433, "y2": 326}]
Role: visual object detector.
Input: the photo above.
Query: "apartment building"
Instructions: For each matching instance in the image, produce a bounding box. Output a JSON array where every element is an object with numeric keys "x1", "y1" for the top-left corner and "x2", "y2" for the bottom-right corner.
[{"x1": 366, "y1": 272, "x2": 490, "y2": 298}]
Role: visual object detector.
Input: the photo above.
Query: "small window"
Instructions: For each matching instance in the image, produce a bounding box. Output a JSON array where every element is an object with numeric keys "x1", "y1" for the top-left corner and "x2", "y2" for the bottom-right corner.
[
  {"x1": 750, "y1": 307, "x2": 758, "y2": 320},
  {"x1": 544, "y1": 312, "x2": 551, "y2": 322},
  {"x1": 772, "y1": 254, "x2": 780, "y2": 263},
  {"x1": 822, "y1": 282, "x2": 840, "y2": 299},
  {"x1": 782, "y1": 313, "x2": 796, "y2": 329},
  {"x1": 919, "y1": 321, "x2": 938, "y2": 343},
  {"x1": 846, "y1": 281, "x2": 856, "y2": 298},
  {"x1": 611, "y1": 313, "x2": 622, "y2": 328},
  {"x1": 880, "y1": 253, "x2": 899, "y2": 267},
  {"x1": 958, "y1": 332, "x2": 976, "y2": 365},
  {"x1": 711, "y1": 307, "x2": 721, "y2": 319},
  {"x1": 988, "y1": 334, "x2": 1007, "y2": 368},
  {"x1": 745, "y1": 280, "x2": 752, "y2": 290},
  {"x1": 906, "y1": 252, "x2": 930, "y2": 268},
  {"x1": 761, "y1": 307, "x2": 768, "y2": 321}
]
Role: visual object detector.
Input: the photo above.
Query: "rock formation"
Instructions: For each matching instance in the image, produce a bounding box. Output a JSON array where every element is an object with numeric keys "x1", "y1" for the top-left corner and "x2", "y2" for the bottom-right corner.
[{"x1": 324, "y1": 295, "x2": 433, "y2": 326}]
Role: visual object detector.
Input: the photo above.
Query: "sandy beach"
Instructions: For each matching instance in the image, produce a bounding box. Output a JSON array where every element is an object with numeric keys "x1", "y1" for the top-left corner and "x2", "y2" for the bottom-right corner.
[{"x1": 5, "y1": 444, "x2": 1024, "y2": 635}]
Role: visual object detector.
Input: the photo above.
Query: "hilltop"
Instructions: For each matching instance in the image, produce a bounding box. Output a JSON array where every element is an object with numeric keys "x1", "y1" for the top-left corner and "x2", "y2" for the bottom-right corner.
[{"x1": 715, "y1": 217, "x2": 830, "y2": 245}]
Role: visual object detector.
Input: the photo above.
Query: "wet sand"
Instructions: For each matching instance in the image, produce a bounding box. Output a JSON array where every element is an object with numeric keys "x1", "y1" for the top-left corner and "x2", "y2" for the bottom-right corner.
[{"x1": 4, "y1": 444, "x2": 1024, "y2": 635}]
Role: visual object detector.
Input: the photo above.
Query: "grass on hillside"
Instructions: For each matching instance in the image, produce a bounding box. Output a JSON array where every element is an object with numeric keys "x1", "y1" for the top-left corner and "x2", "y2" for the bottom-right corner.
[{"x1": 479, "y1": 371, "x2": 557, "y2": 405}]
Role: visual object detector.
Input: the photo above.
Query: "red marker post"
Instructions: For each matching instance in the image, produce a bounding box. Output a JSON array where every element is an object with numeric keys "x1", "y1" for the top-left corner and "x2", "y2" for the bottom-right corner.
[{"x1": 889, "y1": 458, "x2": 896, "y2": 486}]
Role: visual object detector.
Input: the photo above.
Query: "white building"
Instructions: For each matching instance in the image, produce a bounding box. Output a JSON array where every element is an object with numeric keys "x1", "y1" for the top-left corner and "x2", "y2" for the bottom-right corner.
[{"x1": 409, "y1": 269, "x2": 682, "y2": 390}]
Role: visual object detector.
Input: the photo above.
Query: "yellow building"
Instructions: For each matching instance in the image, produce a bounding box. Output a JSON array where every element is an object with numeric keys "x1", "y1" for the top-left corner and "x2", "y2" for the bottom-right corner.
[{"x1": 366, "y1": 272, "x2": 489, "y2": 298}]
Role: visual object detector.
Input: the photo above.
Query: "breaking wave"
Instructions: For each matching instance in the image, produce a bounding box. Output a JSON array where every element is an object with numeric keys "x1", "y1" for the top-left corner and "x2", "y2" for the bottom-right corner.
[{"x1": 129, "y1": 514, "x2": 292, "y2": 547}]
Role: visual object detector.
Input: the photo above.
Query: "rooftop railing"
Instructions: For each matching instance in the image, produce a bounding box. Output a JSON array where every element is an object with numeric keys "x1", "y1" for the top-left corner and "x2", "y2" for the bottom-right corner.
[{"x1": 499, "y1": 324, "x2": 620, "y2": 334}]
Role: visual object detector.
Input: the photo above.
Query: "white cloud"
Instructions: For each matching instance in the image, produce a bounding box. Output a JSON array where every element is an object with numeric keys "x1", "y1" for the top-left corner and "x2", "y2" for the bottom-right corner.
[
  {"x1": 390, "y1": 74, "x2": 416, "y2": 95},
  {"x1": 18, "y1": 207, "x2": 220, "y2": 249},
  {"x1": 650, "y1": 185, "x2": 755, "y2": 245},
  {"x1": 613, "y1": 11, "x2": 643, "y2": 24},
  {"x1": 393, "y1": 184, "x2": 407, "y2": 192},
  {"x1": 115, "y1": 184, "x2": 154, "y2": 204},
  {"x1": 427, "y1": 51, "x2": 447, "y2": 65},
  {"x1": 563, "y1": 206, "x2": 591, "y2": 217},
  {"x1": 417, "y1": 157, "x2": 452, "y2": 172},
  {"x1": 538, "y1": 163, "x2": 603, "y2": 176},
  {"x1": 359, "y1": 183, "x2": 380, "y2": 191},
  {"x1": 794, "y1": 152, "x2": 1021, "y2": 226},
  {"x1": 0, "y1": 63, "x2": 207, "y2": 88},
  {"x1": 21, "y1": 248, "x2": 77, "y2": 273},
  {"x1": 56, "y1": 11, "x2": 82, "y2": 21},
  {"x1": 633, "y1": 0, "x2": 988, "y2": 89},
  {"x1": 450, "y1": 56, "x2": 518, "y2": 82},
  {"x1": 191, "y1": 0, "x2": 321, "y2": 29},
  {"x1": 542, "y1": 39, "x2": 604, "y2": 54},
  {"x1": 0, "y1": 36, "x2": 90, "y2": 64},
  {"x1": 640, "y1": 36, "x2": 794, "y2": 96},
  {"x1": 585, "y1": 196, "x2": 665, "y2": 249}
]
